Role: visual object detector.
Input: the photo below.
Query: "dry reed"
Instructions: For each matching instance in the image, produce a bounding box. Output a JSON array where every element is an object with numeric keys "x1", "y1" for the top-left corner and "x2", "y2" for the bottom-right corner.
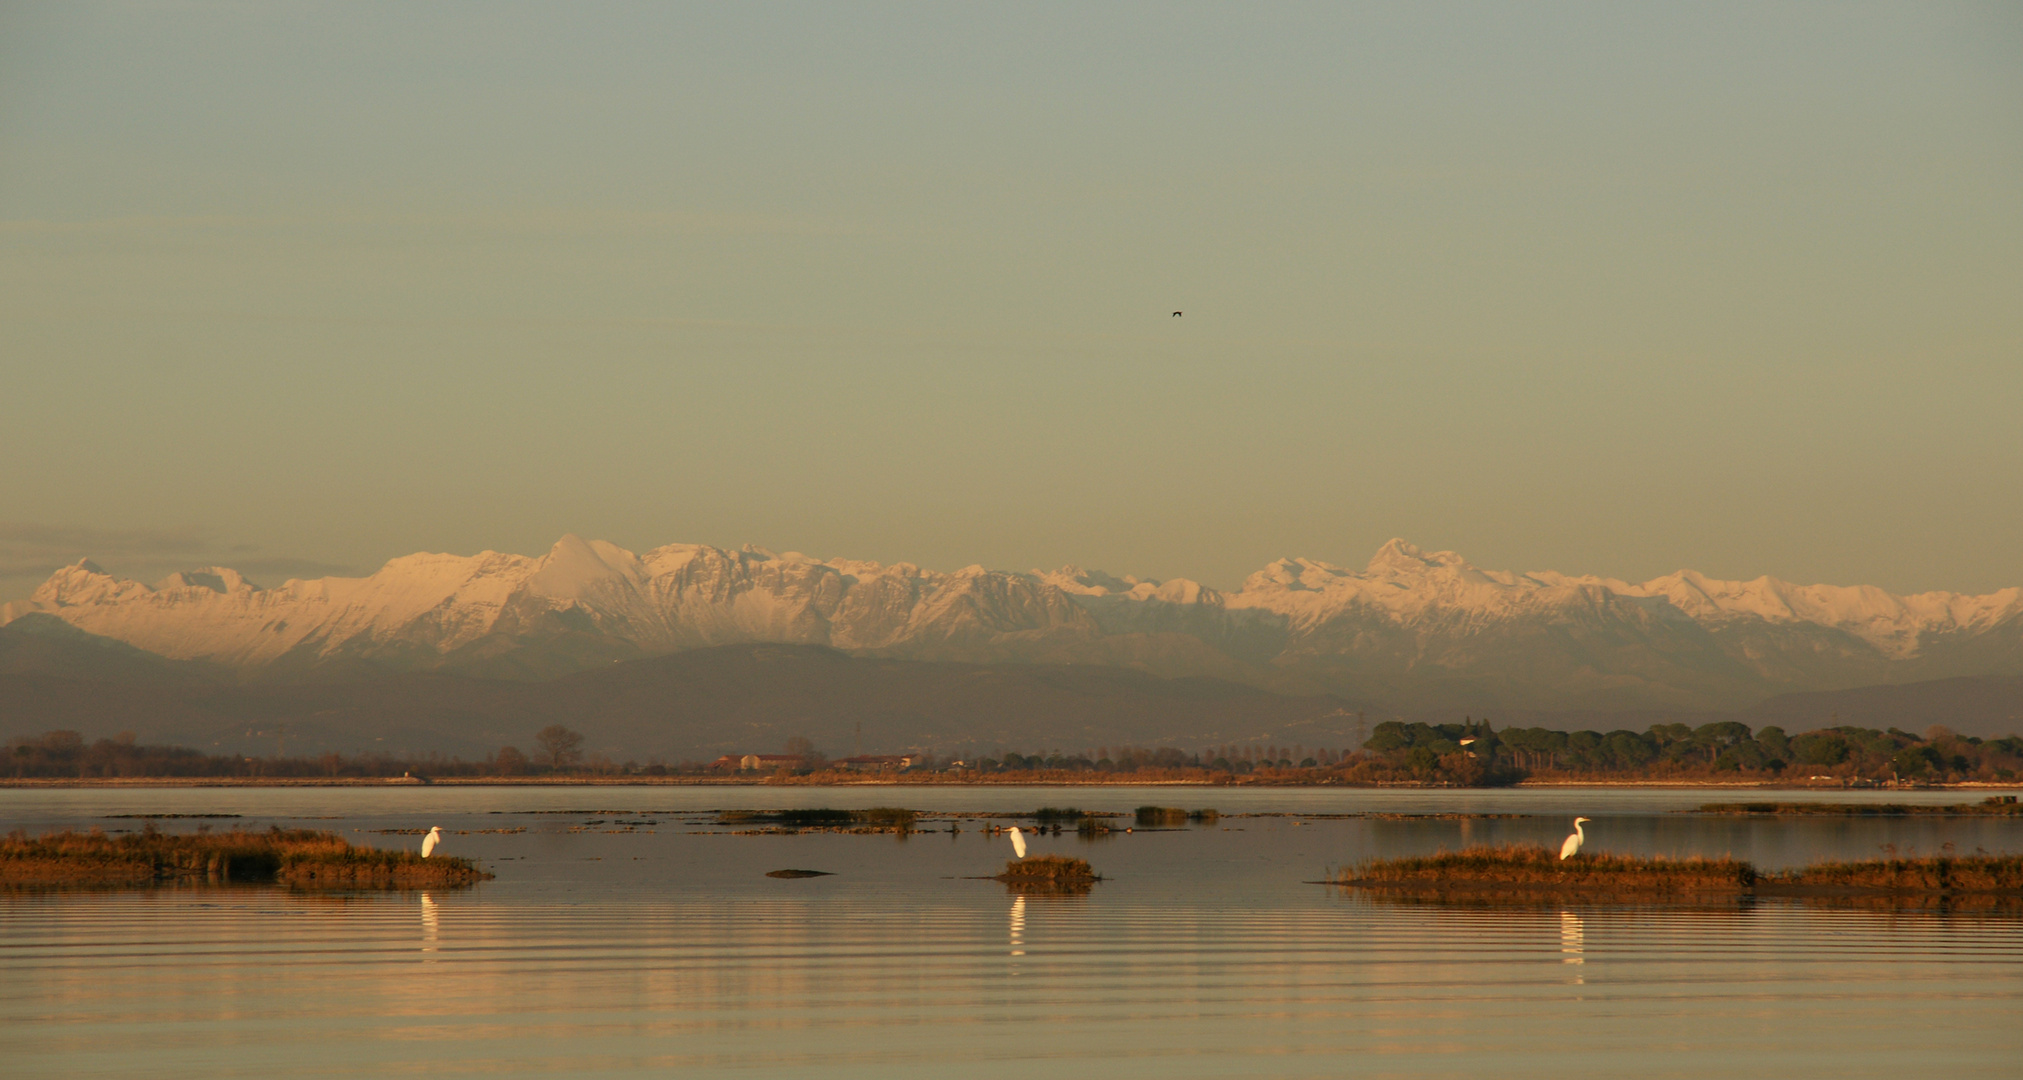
[{"x1": 0, "y1": 826, "x2": 491, "y2": 888}]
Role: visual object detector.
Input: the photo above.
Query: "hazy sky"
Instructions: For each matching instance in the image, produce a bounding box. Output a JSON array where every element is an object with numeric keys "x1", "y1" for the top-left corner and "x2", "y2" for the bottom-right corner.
[{"x1": 3, "y1": 2, "x2": 2019, "y2": 602}]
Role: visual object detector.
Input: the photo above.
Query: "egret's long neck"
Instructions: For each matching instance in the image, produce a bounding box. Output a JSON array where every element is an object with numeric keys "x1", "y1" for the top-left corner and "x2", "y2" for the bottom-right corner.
[{"x1": 1574, "y1": 821, "x2": 1585, "y2": 843}]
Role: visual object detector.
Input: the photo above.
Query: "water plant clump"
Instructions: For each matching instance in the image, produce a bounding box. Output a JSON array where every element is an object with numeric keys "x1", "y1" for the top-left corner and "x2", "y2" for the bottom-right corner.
[
  {"x1": 1773, "y1": 854, "x2": 2023, "y2": 893},
  {"x1": 0, "y1": 826, "x2": 491, "y2": 889},
  {"x1": 1135, "y1": 807, "x2": 1218, "y2": 826},
  {"x1": 716, "y1": 808, "x2": 916, "y2": 831},
  {"x1": 1334, "y1": 845, "x2": 2023, "y2": 904},
  {"x1": 856, "y1": 807, "x2": 917, "y2": 830},
  {"x1": 995, "y1": 854, "x2": 1101, "y2": 893},
  {"x1": 1338, "y1": 845, "x2": 1755, "y2": 898}
]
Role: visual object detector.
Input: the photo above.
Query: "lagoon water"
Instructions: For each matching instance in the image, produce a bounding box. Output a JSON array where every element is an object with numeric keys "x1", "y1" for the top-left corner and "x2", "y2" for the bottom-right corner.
[{"x1": 5, "y1": 785, "x2": 2022, "y2": 1078}]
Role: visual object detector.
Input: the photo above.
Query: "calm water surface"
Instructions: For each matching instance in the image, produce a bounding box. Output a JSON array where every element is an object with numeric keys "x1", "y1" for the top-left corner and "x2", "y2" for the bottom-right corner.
[{"x1": 5, "y1": 785, "x2": 2021, "y2": 1078}]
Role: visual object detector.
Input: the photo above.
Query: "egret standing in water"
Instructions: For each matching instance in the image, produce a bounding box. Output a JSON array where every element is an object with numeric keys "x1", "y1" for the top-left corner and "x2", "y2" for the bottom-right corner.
[
  {"x1": 1558, "y1": 817, "x2": 1590, "y2": 860},
  {"x1": 1007, "y1": 825, "x2": 1027, "y2": 859},
  {"x1": 421, "y1": 826, "x2": 442, "y2": 859}
]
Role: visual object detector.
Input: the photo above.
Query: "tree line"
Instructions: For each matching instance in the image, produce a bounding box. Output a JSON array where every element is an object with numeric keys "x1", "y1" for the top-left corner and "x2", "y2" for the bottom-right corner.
[
  {"x1": 1360, "y1": 718, "x2": 2023, "y2": 786},
  {"x1": 6, "y1": 720, "x2": 2019, "y2": 785},
  {"x1": 2, "y1": 725, "x2": 602, "y2": 780}
]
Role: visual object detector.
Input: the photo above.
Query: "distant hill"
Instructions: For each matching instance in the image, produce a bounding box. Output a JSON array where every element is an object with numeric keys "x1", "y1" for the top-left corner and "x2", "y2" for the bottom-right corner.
[
  {"x1": 0, "y1": 614, "x2": 225, "y2": 685},
  {"x1": 0, "y1": 644, "x2": 1367, "y2": 762},
  {"x1": 1734, "y1": 675, "x2": 2023, "y2": 740}
]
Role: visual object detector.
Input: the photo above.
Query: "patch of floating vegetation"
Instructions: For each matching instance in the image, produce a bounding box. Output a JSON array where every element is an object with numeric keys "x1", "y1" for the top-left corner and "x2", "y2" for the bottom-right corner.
[
  {"x1": 1331, "y1": 844, "x2": 2023, "y2": 906},
  {"x1": 1, "y1": 826, "x2": 492, "y2": 889},
  {"x1": 765, "y1": 869, "x2": 834, "y2": 879},
  {"x1": 1694, "y1": 796, "x2": 2023, "y2": 816},
  {"x1": 995, "y1": 854, "x2": 1101, "y2": 894},
  {"x1": 715, "y1": 807, "x2": 918, "y2": 833},
  {"x1": 1336, "y1": 846, "x2": 1753, "y2": 899},
  {"x1": 105, "y1": 813, "x2": 242, "y2": 819},
  {"x1": 1134, "y1": 806, "x2": 1220, "y2": 826}
]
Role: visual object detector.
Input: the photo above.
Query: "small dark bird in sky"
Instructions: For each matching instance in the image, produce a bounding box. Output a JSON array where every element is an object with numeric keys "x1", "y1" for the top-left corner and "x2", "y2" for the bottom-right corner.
[{"x1": 1171, "y1": 311, "x2": 1183, "y2": 317}]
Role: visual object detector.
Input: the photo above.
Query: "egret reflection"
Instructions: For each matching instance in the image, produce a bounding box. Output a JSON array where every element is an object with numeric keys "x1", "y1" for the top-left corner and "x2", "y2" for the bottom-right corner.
[
  {"x1": 1008, "y1": 895, "x2": 1025, "y2": 957},
  {"x1": 1559, "y1": 912, "x2": 1584, "y2": 984},
  {"x1": 421, "y1": 892, "x2": 440, "y2": 955}
]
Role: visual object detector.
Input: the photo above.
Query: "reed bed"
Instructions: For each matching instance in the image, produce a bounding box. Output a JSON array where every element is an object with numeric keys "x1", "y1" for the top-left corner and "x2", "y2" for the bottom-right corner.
[
  {"x1": 995, "y1": 854, "x2": 1101, "y2": 893},
  {"x1": 1134, "y1": 806, "x2": 1220, "y2": 826},
  {"x1": 1770, "y1": 854, "x2": 2023, "y2": 894},
  {"x1": 1338, "y1": 844, "x2": 1754, "y2": 898},
  {"x1": 1334, "y1": 844, "x2": 2023, "y2": 904},
  {"x1": 716, "y1": 808, "x2": 917, "y2": 831},
  {"x1": 0, "y1": 826, "x2": 491, "y2": 889}
]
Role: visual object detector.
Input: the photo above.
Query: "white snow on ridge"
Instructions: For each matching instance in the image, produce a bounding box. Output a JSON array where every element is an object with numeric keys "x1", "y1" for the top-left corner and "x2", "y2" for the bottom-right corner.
[{"x1": 3, "y1": 535, "x2": 2017, "y2": 667}]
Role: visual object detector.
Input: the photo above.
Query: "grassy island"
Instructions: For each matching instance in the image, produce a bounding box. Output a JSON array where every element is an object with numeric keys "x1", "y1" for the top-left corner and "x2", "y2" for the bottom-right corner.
[
  {"x1": 996, "y1": 854, "x2": 1101, "y2": 893},
  {"x1": 1, "y1": 826, "x2": 492, "y2": 889},
  {"x1": 1332, "y1": 844, "x2": 2023, "y2": 905}
]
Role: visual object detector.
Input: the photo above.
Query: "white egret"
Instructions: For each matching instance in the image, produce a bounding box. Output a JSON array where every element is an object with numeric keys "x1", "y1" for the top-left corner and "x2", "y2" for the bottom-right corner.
[
  {"x1": 1008, "y1": 825, "x2": 1027, "y2": 859},
  {"x1": 421, "y1": 826, "x2": 442, "y2": 859},
  {"x1": 1558, "y1": 817, "x2": 1590, "y2": 860}
]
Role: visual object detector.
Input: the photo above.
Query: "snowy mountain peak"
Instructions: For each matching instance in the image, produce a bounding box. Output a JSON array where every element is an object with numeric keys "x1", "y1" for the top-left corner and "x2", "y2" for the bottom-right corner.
[
  {"x1": 526, "y1": 534, "x2": 645, "y2": 599},
  {"x1": 154, "y1": 568, "x2": 261, "y2": 594},
  {"x1": 5, "y1": 535, "x2": 2019, "y2": 707},
  {"x1": 1366, "y1": 537, "x2": 1429, "y2": 571}
]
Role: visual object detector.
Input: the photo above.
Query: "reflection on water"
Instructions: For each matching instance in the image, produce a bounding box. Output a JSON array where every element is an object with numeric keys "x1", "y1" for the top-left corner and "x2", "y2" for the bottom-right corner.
[
  {"x1": 420, "y1": 891, "x2": 440, "y2": 955},
  {"x1": 1559, "y1": 911, "x2": 1585, "y2": 984},
  {"x1": 1008, "y1": 895, "x2": 1025, "y2": 957},
  {"x1": 3, "y1": 787, "x2": 2021, "y2": 1079}
]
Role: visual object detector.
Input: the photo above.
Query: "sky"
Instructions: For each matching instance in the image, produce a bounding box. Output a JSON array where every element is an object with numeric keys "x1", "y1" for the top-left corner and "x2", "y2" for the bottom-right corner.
[{"x1": 2, "y1": 1, "x2": 2019, "y2": 603}]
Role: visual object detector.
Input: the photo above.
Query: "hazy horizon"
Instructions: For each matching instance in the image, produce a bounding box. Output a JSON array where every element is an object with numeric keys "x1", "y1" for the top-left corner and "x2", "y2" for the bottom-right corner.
[{"x1": 5, "y1": 3, "x2": 2019, "y2": 604}]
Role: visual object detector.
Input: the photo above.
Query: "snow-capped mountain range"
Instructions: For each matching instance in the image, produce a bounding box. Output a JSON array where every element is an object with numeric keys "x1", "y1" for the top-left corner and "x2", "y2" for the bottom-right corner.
[{"x1": 7, "y1": 536, "x2": 2021, "y2": 711}]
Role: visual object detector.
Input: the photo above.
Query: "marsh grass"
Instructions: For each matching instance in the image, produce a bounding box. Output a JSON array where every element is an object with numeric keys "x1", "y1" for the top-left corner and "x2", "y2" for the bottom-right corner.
[
  {"x1": 1772, "y1": 854, "x2": 2023, "y2": 894},
  {"x1": 0, "y1": 826, "x2": 491, "y2": 889},
  {"x1": 1334, "y1": 844, "x2": 2023, "y2": 903},
  {"x1": 716, "y1": 807, "x2": 917, "y2": 832},
  {"x1": 996, "y1": 854, "x2": 1100, "y2": 893},
  {"x1": 1338, "y1": 844, "x2": 1754, "y2": 897}
]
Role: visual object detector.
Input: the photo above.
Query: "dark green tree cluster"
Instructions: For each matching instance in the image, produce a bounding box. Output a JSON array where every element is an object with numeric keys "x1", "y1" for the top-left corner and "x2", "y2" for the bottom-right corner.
[
  {"x1": 2, "y1": 727, "x2": 634, "y2": 780},
  {"x1": 1365, "y1": 719, "x2": 2022, "y2": 783},
  {"x1": 964, "y1": 743, "x2": 1353, "y2": 776},
  {"x1": 971, "y1": 746, "x2": 1197, "y2": 773}
]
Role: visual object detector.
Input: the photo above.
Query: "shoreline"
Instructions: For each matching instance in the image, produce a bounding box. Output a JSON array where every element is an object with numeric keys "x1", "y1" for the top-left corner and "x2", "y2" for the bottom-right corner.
[{"x1": 2, "y1": 776, "x2": 2012, "y2": 791}]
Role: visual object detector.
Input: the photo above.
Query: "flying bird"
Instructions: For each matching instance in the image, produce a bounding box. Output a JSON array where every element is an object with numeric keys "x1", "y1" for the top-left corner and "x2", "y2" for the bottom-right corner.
[
  {"x1": 1171, "y1": 311, "x2": 1182, "y2": 317},
  {"x1": 421, "y1": 826, "x2": 442, "y2": 859},
  {"x1": 1558, "y1": 817, "x2": 1590, "y2": 861},
  {"x1": 1008, "y1": 825, "x2": 1027, "y2": 859}
]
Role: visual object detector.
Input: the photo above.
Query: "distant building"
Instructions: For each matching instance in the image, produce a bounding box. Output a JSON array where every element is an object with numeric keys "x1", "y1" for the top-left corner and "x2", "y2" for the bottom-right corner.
[{"x1": 829, "y1": 754, "x2": 914, "y2": 772}]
